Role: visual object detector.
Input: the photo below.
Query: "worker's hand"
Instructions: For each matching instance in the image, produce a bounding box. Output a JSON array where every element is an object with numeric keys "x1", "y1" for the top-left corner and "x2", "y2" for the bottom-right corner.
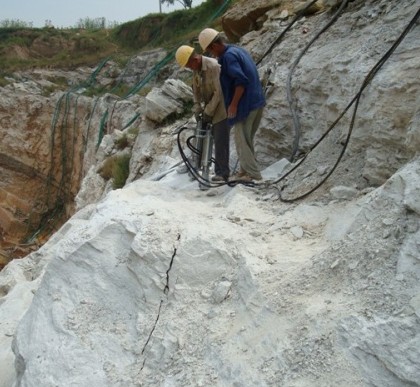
[
  {"x1": 194, "y1": 112, "x2": 202, "y2": 122},
  {"x1": 193, "y1": 104, "x2": 203, "y2": 122},
  {"x1": 202, "y1": 113, "x2": 212, "y2": 126},
  {"x1": 227, "y1": 105, "x2": 237, "y2": 119}
]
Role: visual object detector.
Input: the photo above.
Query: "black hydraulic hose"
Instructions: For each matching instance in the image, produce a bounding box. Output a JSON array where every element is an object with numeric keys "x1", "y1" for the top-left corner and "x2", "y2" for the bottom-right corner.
[
  {"x1": 176, "y1": 125, "x2": 222, "y2": 187},
  {"x1": 256, "y1": 0, "x2": 319, "y2": 66},
  {"x1": 287, "y1": 0, "x2": 350, "y2": 162},
  {"x1": 176, "y1": 125, "x2": 256, "y2": 188},
  {"x1": 273, "y1": 6, "x2": 420, "y2": 202}
]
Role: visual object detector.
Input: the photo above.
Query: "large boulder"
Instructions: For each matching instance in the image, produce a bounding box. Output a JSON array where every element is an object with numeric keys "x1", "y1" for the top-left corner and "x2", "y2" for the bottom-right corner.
[
  {"x1": 221, "y1": 0, "x2": 324, "y2": 42},
  {"x1": 145, "y1": 79, "x2": 193, "y2": 123}
]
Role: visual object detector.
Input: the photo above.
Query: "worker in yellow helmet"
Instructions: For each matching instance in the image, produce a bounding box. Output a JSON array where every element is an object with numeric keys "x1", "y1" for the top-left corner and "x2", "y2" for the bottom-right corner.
[{"x1": 175, "y1": 45, "x2": 231, "y2": 182}]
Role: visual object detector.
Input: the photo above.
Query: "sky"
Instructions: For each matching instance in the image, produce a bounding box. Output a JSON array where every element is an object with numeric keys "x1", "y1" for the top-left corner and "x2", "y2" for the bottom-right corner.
[{"x1": 1, "y1": 0, "x2": 206, "y2": 28}]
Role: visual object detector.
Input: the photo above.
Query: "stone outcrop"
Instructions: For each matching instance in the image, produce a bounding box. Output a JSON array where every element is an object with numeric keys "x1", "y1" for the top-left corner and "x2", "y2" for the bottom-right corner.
[
  {"x1": 338, "y1": 316, "x2": 420, "y2": 386},
  {"x1": 3, "y1": 0, "x2": 417, "y2": 266},
  {"x1": 221, "y1": 0, "x2": 324, "y2": 42},
  {"x1": 242, "y1": 0, "x2": 419, "y2": 187},
  {"x1": 0, "y1": 0, "x2": 419, "y2": 385},
  {"x1": 2, "y1": 155, "x2": 419, "y2": 386},
  {"x1": 0, "y1": 70, "x2": 141, "y2": 265},
  {"x1": 145, "y1": 79, "x2": 193, "y2": 123},
  {"x1": 222, "y1": 0, "x2": 278, "y2": 42},
  {"x1": 118, "y1": 49, "x2": 170, "y2": 87},
  {"x1": 0, "y1": 85, "x2": 65, "y2": 263}
]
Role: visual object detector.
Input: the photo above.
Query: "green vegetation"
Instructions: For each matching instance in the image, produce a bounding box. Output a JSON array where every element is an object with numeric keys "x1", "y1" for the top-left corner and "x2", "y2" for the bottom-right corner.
[
  {"x1": 1, "y1": 17, "x2": 118, "y2": 30},
  {"x1": 112, "y1": 153, "x2": 131, "y2": 189},
  {"x1": 0, "y1": 27, "x2": 118, "y2": 72},
  {"x1": 0, "y1": 0, "x2": 230, "y2": 73},
  {"x1": 114, "y1": 134, "x2": 130, "y2": 150},
  {"x1": 98, "y1": 153, "x2": 131, "y2": 189},
  {"x1": 113, "y1": 0, "x2": 226, "y2": 50},
  {"x1": 127, "y1": 126, "x2": 140, "y2": 137},
  {"x1": 0, "y1": 19, "x2": 33, "y2": 28},
  {"x1": 75, "y1": 17, "x2": 119, "y2": 30},
  {"x1": 0, "y1": 76, "x2": 9, "y2": 87},
  {"x1": 162, "y1": 100, "x2": 195, "y2": 126}
]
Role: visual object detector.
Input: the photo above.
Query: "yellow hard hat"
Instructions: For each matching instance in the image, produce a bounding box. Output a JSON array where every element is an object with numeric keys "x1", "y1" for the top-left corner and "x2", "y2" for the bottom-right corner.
[
  {"x1": 175, "y1": 45, "x2": 194, "y2": 67},
  {"x1": 198, "y1": 28, "x2": 219, "y2": 51}
]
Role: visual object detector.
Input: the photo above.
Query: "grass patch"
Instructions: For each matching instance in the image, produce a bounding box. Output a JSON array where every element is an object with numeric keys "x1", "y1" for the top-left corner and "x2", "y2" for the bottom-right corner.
[
  {"x1": 0, "y1": 0, "x2": 234, "y2": 77},
  {"x1": 98, "y1": 153, "x2": 131, "y2": 189},
  {"x1": 127, "y1": 126, "x2": 140, "y2": 137},
  {"x1": 112, "y1": 153, "x2": 131, "y2": 188},
  {"x1": 0, "y1": 76, "x2": 9, "y2": 87},
  {"x1": 114, "y1": 134, "x2": 129, "y2": 150},
  {"x1": 162, "y1": 99, "x2": 194, "y2": 126},
  {"x1": 0, "y1": 27, "x2": 131, "y2": 72},
  {"x1": 113, "y1": 0, "x2": 228, "y2": 50}
]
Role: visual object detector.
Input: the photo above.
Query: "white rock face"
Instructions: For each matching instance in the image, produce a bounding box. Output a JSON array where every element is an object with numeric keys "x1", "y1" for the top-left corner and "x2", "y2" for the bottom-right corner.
[
  {"x1": 145, "y1": 79, "x2": 193, "y2": 123},
  {"x1": 74, "y1": 165, "x2": 109, "y2": 210},
  {"x1": 252, "y1": 0, "x2": 419, "y2": 187},
  {"x1": 0, "y1": 156, "x2": 418, "y2": 386},
  {"x1": 0, "y1": 267, "x2": 38, "y2": 387},
  {"x1": 118, "y1": 49, "x2": 169, "y2": 88},
  {"x1": 1, "y1": 0, "x2": 420, "y2": 386},
  {"x1": 338, "y1": 316, "x2": 420, "y2": 386},
  {"x1": 0, "y1": 74, "x2": 141, "y2": 257}
]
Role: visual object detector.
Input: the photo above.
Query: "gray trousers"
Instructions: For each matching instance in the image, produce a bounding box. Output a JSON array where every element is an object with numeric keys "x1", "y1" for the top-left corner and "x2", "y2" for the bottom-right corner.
[
  {"x1": 212, "y1": 119, "x2": 231, "y2": 178},
  {"x1": 234, "y1": 107, "x2": 263, "y2": 178}
]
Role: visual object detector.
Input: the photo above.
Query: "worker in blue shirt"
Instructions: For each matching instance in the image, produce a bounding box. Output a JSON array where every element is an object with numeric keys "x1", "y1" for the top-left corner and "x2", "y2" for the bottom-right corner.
[{"x1": 198, "y1": 28, "x2": 265, "y2": 181}]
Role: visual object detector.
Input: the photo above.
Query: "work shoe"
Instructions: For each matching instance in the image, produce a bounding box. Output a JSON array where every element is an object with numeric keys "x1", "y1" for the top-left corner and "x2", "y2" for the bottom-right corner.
[
  {"x1": 211, "y1": 175, "x2": 227, "y2": 182},
  {"x1": 240, "y1": 169, "x2": 262, "y2": 181},
  {"x1": 230, "y1": 169, "x2": 246, "y2": 178},
  {"x1": 176, "y1": 164, "x2": 188, "y2": 174},
  {"x1": 229, "y1": 174, "x2": 252, "y2": 182},
  {"x1": 229, "y1": 173, "x2": 261, "y2": 182},
  {"x1": 250, "y1": 173, "x2": 262, "y2": 181}
]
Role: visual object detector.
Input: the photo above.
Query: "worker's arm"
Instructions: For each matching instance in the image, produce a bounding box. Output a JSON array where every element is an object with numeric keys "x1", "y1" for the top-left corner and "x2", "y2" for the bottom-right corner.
[
  {"x1": 191, "y1": 71, "x2": 203, "y2": 119},
  {"x1": 227, "y1": 85, "x2": 245, "y2": 119},
  {"x1": 203, "y1": 65, "x2": 222, "y2": 120}
]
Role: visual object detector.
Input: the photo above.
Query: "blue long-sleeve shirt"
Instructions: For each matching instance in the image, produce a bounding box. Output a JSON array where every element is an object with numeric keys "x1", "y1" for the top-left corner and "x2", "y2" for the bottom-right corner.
[{"x1": 218, "y1": 44, "x2": 265, "y2": 126}]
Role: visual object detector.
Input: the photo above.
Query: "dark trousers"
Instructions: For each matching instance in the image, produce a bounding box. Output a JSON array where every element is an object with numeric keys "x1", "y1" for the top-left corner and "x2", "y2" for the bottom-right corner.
[{"x1": 212, "y1": 119, "x2": 231, "y2": 178}]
